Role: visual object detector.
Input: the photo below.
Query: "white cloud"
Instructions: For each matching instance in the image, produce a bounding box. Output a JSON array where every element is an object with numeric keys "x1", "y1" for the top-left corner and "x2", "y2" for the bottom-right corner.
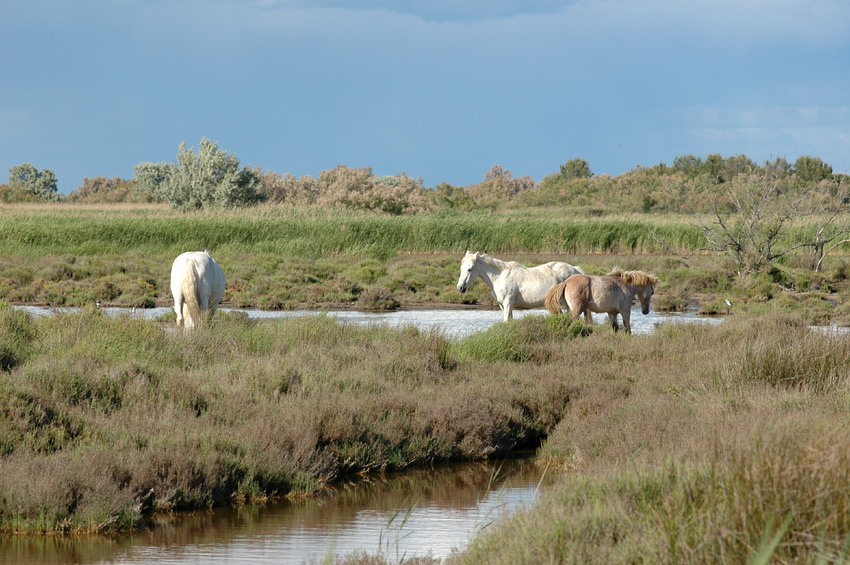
[
  {"x1": 685, "y1": 105, "x2": 850, "y2": 171},
  {"x1": 685, "y1": 105, "x2": 850, "y2": 129}
]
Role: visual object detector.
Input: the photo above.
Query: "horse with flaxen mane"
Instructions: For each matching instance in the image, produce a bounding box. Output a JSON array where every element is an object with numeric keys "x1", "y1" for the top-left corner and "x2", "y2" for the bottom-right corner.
[
  {"x1": 544, "y1": 269, "x2": 659, "y2": 333},
  {"x1": 456, "y1": 251, "x2": 585, "y2": 322}
]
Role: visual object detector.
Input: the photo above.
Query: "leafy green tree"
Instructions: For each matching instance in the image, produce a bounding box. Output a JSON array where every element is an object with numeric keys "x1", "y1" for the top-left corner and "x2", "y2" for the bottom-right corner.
[
  {"x1": 723, "y1": 154, "x2": 755, "y2": 179},
  {"x1": 705, "y1": 154, "x2": 725, "y2": 182},
  {"x1": 673, "y1": 154, "x2": 703, "y2": 176},
  {"x1": 133, "y1": 138, "x2": 263, "y2": 210},
  {"x1": 764, "y1": 157, "x2": 791, "y2": 177},
  {"x1": 794, "y1": 155, "x2": 832, "y2": 183},
  {"x1": 559, "y1": 158, "x2": 593, "y2": 181},
  {"x1": 7, "y1": 163, "x2": 59, "y2": 202},
  {"x1": 432, "y1": 181, "x2": 474, "y2": 210}
]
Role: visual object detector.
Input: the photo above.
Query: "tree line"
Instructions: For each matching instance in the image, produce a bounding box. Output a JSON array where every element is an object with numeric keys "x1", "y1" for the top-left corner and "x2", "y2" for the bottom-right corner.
[{"x1": 2, "y1": 138, "x2": 846, "y2": 217}]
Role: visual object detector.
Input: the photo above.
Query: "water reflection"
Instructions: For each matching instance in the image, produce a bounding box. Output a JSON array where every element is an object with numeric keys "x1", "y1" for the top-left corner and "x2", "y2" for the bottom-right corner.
[
  {"x1": 17, "y1": 305, "x2": 723, "y2": 338},
  {"x1": 0, "y1": 458, "x2": 554, "y2": 564}
]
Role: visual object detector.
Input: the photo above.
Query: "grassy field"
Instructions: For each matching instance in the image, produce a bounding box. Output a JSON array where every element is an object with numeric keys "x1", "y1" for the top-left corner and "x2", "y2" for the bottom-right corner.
[
  {"x1": 0, "y1": 204, "x2": 706, "y2": 257},
  {"x1": 2, "y1": 204, "x2": 850, "y2": 563},
  {"x1": 2, "y1": 204, "x2": 849, "y2": 322}
]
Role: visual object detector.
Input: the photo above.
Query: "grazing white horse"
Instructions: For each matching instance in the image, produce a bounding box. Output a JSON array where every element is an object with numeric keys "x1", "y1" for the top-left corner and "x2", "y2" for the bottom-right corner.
[
  {"x1": 456, "y1": 251, "x2": 585, "y2": 322},
  {"x1": 170, "y1": 251, "x2": 226, "y2": 330}
]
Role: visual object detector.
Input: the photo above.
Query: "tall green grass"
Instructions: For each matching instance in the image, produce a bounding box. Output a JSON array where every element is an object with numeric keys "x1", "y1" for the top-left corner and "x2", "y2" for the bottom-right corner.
[{"x1": 0, "y1": 205, "x2": 706, "y2": 258}]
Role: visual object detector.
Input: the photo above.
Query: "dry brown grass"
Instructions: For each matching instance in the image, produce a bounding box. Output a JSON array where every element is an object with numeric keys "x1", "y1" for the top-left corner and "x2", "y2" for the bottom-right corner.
[
  {"x1": 457, "y1": 314, "x2": 850, "y2": 563},
  {"x1": 3, "y1": 292, "x2": 850, "y2": 563}
]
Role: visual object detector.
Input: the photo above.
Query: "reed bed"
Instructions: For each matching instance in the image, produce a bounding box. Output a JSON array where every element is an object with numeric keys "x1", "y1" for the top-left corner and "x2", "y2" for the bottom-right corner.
[{"x1": 0, "y1": 205, "x2": 705, "y2": 258}]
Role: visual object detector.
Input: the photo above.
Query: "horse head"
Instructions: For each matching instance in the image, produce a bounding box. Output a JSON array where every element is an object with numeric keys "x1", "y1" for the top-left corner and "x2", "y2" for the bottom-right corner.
[
  {"x1": 457, "y1": 251, "x2": 481, "y2": 293},
  {"x1": 635, "y1": 274, "x2": 659, "y2": 315}
]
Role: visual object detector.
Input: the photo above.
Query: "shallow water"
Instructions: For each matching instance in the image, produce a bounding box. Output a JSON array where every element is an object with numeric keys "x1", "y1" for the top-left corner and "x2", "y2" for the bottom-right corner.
[
  {"x1": 0, "y1": 458, "x2": 554, "y2": 565},
  {"x1": 19, "y1": 305, "x2": 723, "y2": 338}
]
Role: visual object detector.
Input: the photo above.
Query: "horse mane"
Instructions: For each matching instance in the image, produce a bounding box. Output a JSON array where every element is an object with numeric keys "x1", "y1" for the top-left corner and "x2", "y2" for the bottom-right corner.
[
  {"x1": 470, "y1": 251, "x2": 517, "y2": 270},
  {"x1": 606, "y1": 268, "x2": 659, "y2": 287}
]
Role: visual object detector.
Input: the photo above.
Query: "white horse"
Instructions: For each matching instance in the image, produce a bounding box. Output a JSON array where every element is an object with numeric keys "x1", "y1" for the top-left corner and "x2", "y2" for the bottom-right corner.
[
  {"x1": 170, "y1": 251, "x2": 226, "y2": 330},
  {"x1": 456, "y1": 251, "x2": 585, "y2": 322}
]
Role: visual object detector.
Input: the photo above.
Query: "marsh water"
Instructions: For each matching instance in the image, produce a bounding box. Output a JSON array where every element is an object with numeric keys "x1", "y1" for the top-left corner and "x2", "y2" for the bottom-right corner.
[
  {"x1": 1, "y1": 458, "x2": 555, "y2": 564},
  {"x1": 20, "y1": 304, "x2": 724, "y2": 338}
]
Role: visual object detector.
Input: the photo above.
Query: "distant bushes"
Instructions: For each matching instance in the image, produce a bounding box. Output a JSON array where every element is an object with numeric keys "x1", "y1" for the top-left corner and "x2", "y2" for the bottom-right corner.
[
  {"x1": 8, "y1": 150, "x2": 846, "y2": 216},
  {"x1": 132, "y1": 138, "x2": 263, "y2": 210}
]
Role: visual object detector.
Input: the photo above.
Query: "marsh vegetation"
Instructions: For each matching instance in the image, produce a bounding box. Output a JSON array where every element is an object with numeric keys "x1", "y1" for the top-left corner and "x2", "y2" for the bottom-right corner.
[{"x1": 1, "y1": 198, "x2": 850, "y2": 562}]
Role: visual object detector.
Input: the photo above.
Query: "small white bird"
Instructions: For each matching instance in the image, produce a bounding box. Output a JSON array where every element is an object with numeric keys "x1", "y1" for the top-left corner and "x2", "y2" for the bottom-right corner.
[{"x1": 725, "y1": 299, "x2": 732, "y2": 307}]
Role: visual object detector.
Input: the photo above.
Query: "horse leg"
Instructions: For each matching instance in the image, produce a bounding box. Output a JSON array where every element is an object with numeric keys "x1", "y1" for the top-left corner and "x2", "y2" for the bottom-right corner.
[
  {"x1": 621, "y1": 309, "x2": 631, "y2": 334},
  {"x1": 199, "y1": 296, "x2": 211, "y2": 325},
  {"x1": 608, "y1": 313, "x2": 619, "y2": 332},
  {"x1": 502, "y1": 297, "x2": 514, "y2": 322},
  {"x1": 174, "y1": 295, "x2": 184, "y2": 329},
  {"x1": 571, "y1": 309, "x2": 583, "y2": 324}
]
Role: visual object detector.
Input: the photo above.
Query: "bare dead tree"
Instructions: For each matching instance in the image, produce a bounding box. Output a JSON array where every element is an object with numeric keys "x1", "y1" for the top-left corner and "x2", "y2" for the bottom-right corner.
[
  {"x1": 697, "y1": 171, "x2": 809, "y2": 277},
  {"x1": 794, "y1": 177, "x2": 850, "y2": 272}
]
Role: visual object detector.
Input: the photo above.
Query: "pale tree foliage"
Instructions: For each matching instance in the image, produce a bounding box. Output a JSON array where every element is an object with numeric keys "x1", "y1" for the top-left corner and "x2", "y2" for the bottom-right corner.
[
  {"x1": 314, "y1": 165, "x2": 429, "y2": 214},
  {"x1": 66, "y1": 176, "x2": 158, "y2": 203},
  {"x1": 466, "y1": 165, "x2": 534, "y2": 208},
  {"x1": 316, "y1": 165, "x2": 373, "y2": 209},
  {"x1": 254, "y1": 165, "x2": 429, "y2": 213},
  {"x1": 255, "y1": 169, "x2": 319, "y2": 205},
  {"x1": 133, "y1": 138, "x2": 262, "y2": 210},
  {"x1": 7, "y1": 163, "x2": 59, "y2": 202}
]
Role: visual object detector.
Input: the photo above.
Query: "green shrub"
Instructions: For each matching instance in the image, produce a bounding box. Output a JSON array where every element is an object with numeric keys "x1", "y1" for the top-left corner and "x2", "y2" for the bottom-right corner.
[
  {"x1": 356, "y1": 287, "x2": 399, "y2": 311},
  {"x1": 0, "y1": 303, "x2": 36, "y2": 371},
  {"x1": 451, "y1": 314, "x2": 592, "y2": 363}
]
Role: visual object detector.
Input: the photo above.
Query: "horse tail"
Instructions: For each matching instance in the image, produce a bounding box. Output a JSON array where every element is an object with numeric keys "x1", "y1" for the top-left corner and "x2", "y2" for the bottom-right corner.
[
  {"x1": 181, "y1": 257, "x2": 202, "y2": 326},
  {"x1": 545, "y1": 280, "x2": 569, "y2": 314}
]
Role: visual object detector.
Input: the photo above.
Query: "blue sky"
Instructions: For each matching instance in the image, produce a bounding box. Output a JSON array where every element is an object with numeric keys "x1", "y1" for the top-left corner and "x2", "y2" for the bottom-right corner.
[{"x1": 2, "y1": 0, "x2": 849, "y2": 194}]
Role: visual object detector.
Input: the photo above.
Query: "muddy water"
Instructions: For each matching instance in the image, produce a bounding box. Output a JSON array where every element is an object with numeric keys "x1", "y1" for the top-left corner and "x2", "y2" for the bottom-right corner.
[
  {"x1": 0, "y1": 458, "x2": 554, "y2": 564},
  {"x1": 20, "y1": 305, "x2": 723, "y2": 338}
]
